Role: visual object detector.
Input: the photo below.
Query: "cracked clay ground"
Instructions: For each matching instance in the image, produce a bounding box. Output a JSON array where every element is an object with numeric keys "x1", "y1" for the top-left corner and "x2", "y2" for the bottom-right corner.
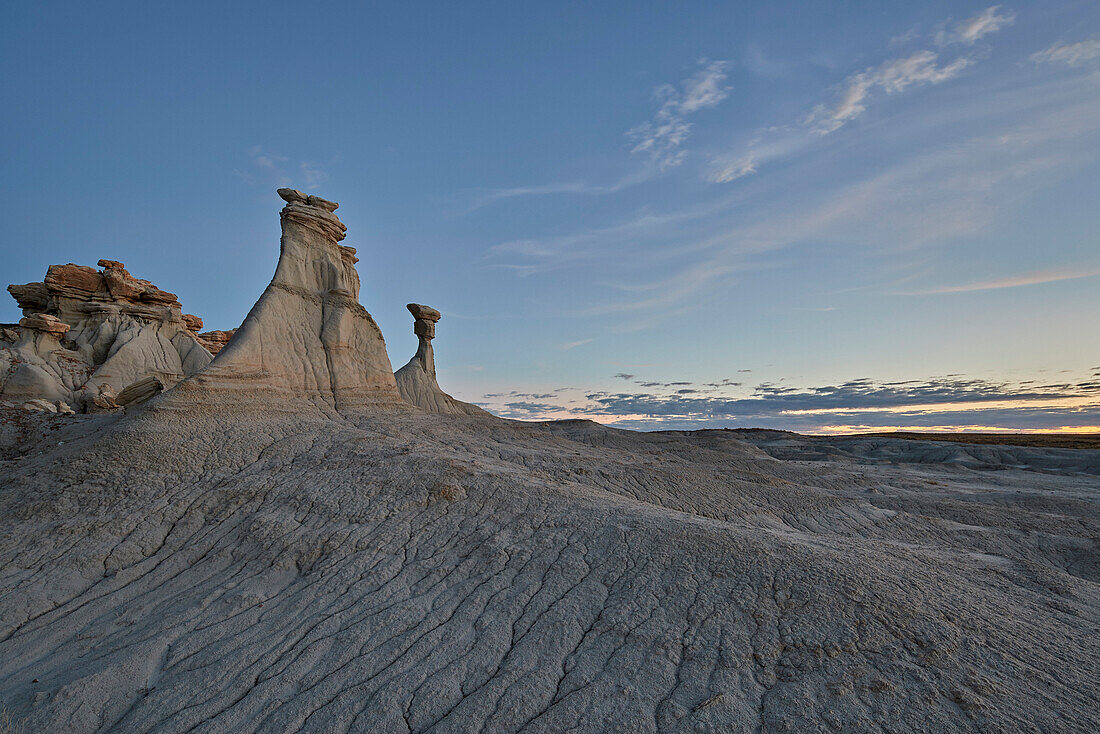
[{"x1": 1, "y1": 408, "x2": 1097, "y2": 732}]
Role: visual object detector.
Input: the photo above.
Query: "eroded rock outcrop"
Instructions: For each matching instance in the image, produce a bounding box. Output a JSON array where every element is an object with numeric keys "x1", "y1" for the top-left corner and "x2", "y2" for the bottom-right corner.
[
  {"x1": 115, "y1": 375, "x2": 164, "y2": 408},
  {"x1": 173, "y1": 189, "x2": 406, "y2": 414},
  {"x1": 2, "y1": 259, "x2": 218, "y2": 410},
  {"x1": 195, "y1": 328, "x2": 236, "y2": 355},
  {"x1": 395, "y1": 303, "x2": 488, "y2": 415},
  {"x1": 0, "y1": 315, "x2": 90, "y2": 404}
]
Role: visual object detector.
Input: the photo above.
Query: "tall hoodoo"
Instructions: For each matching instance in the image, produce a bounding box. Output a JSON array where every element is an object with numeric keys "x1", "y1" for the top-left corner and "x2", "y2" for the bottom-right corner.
[
  {"x1": 180, "y1": 189, "x2": 405, "y2": 413},
  {"x1": 395, "y1": 303, "x2": 488, "y2": 415},
  {"x1": 407, "y1": 303, "x2": 442, "y2": 375}
]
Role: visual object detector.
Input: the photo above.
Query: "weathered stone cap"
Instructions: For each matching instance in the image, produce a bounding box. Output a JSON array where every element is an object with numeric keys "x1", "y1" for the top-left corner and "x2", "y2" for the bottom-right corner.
[
  {"x1": 407, "y1": 303, "x2": 441, "y2": 322},
  {"x1": 277, "y1": 188, "x2": 339, "y2": 212},
  {"x1": 19, "y1": 313, "x2": 69, "y2": 336},
  {"x1": 276, "y1": 188, "x2": 346, "y2": 242}
]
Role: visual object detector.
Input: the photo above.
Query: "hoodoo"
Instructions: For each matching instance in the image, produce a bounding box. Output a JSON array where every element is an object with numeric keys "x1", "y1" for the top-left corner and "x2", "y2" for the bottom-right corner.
[
  {"x1": 395, "y1": 303, "x2": 488, "y2": 415},
  {"x1": 172, "y1": 189, "x2": 406, "y2": 414}
]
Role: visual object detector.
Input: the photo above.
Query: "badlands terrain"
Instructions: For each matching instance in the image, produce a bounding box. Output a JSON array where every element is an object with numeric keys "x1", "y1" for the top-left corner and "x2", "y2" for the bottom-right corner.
[{"x1": 0, "y1": 191, "x2": 1097, "y2": 733}]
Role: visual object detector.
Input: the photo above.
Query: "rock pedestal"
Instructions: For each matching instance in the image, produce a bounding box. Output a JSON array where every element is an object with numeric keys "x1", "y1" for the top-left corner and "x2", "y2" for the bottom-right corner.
[{"x1": 408, "y1": 303, "x2": 442, "y2": 376}]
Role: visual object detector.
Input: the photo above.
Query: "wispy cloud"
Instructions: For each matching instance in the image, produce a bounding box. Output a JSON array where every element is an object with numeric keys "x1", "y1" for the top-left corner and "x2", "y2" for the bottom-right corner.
[
  {"x1": 561, "y1": 338, "x2": 595, "y2": 351},
  {"x1": 742, "y1": 44, "x2": 790, "y2": 79},
  {"x1": 936, "y1": 6, "x2": 1016, "y2": 47},
  {"x1": 483, "y1": 204, "x2": 725, "y2": 278},
  {"x1": 479, "y1": 5, "x2": 1100, "y2": 348},
  {"x1": 234, "y1": 146, "x2": 330, "y2": 188},
  {"x1": 583, "y1": 72, "x2": 1100, "y2": 319},
  {"x1": 807, "y1": 50, "x2": 972, "y2": 135},
  {"x1": 462, "y1": 168, "x2": 653, "y2": 211},
  {"x1": 711, "y1": 152, "x2": 759, "y2": 183},
  {"x1": 899, "y1": 266, "x2": 1100, "y2": 295},
  {"x1": 711, "y1": 7, "x2": 1013, "y2": 182},
  {"x1": 1031, "y1": 36, "x2": 1100, "y2": 67},
  {"x1": 628, "y1": 59, "x2": 731, "y2": 169}
]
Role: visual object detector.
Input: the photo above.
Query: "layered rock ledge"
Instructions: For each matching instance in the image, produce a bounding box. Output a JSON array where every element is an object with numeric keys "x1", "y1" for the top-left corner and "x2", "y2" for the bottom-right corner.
[{"x1": 2, "y1": 259, "x2": 225, "y2": 410}]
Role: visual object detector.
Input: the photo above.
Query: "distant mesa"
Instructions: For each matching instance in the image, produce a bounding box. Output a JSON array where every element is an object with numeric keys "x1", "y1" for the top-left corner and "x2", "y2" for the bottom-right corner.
[{"x1": 395, "y1": 303, "x2": 488, "y2": 415}]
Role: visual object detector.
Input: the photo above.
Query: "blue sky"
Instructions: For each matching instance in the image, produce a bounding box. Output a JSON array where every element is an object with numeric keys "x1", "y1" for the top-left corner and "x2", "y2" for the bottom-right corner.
[{"x1": 3, "y1": 1, "x2": 1098, "y2": 432}]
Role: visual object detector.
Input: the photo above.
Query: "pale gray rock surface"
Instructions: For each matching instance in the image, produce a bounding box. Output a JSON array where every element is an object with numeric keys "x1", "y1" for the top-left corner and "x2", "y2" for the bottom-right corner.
[
  {"x1": 173, "y1": 189, "x2": 406, "y2": 417},
  {"x1": 0, "y1": 316, "x2": 90, "y2": 404},
  {"x1": 0, "y1": 192, "x2": 1096, "y2": 734},
  {"x1": 395, "y1": 303, "x2": 488, "y2": 416}
]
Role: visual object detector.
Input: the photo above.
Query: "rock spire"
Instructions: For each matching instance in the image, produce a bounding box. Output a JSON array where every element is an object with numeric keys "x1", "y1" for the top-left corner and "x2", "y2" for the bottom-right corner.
[{"x1": 173, "y1": 189, "x2": 406, "y2": 414}]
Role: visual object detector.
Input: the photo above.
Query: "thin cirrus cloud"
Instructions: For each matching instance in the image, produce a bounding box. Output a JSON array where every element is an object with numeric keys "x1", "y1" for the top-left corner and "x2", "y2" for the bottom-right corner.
[
  {"x1": 460, "y1": 168, "x2": 654, "y2": 212},
  {"x1": 934, "y1": 5, "x2": 1016, "y2": 46},
  {"x1": 234, "y1": 146, "x2": 329, "y2": 188},
  {"x1": 486, "y1": 70, "x2": 1100, "y2": 322},
  {"x1": 627, "y1": 59, "x2": 731, "y2": 170},
  {"x1": 806, "y1": 50, "x2": 972, "y2": 135},
  {"x1": 483, "y1": 202, "x2": 726, "y2": 278},
  {"x1": 474, "y1": 2, "x2": 1100, "y2": 371},
  {"x1": 461, "y1": 56, "x2": 735, "y2": 209},
  {"x1": 1031, "y1": 36, "x2": 1100, "y2": 66},
  {"x1": 897, "y1": 266, "x2": 1100, "y2": 295},
  {"x1": 710, "y1": 6, "x2": 1012, "y2": 183}
]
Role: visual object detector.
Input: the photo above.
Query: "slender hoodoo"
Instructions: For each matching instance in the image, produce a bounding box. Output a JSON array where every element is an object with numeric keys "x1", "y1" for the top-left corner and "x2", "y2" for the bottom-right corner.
[{"x1": 394, "y1": 303, "x2": 487, "y2": 415}]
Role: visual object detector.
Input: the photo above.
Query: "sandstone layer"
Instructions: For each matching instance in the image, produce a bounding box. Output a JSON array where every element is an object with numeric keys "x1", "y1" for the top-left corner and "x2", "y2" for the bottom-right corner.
[{"x1": 195, "y1": 329, "x2": 236, "y2": 355}]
